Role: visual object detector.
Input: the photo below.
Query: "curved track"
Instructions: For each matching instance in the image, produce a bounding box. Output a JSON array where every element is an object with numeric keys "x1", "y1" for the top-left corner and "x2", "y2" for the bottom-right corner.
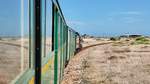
[{"x1": 78, "y1": 42, "x2": 113, "y2": 54}]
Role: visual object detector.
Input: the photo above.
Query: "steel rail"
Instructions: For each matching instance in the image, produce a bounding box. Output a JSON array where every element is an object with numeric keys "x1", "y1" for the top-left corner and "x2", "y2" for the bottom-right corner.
[
  {"x1": 65, "y1": 42, "x2": 113, "y2": 68},
  {"x1": 77, "y1": 42, "x2": 113, "y2": 54}
]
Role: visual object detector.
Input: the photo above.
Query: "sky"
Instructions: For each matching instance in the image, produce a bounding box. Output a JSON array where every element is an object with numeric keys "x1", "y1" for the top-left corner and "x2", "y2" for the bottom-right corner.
[
  {"x1": 59, "y1": 0, "x2": 150, "y2": 36},
  {"x1": 0, "y1": 0, "x2": 150, "y2": 37}
]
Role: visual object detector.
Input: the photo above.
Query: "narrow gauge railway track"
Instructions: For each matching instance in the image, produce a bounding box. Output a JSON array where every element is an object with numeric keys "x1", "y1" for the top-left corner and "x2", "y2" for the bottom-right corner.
[
  {"x1": 62, "y1": 41, "x2": 114, "y2": 84},
  {"x1": 65, "y1": 41, "x2": 113, "y2": 67},
  {"x1": 77, "y1": 41, "x2": 113, "y2": 54}
]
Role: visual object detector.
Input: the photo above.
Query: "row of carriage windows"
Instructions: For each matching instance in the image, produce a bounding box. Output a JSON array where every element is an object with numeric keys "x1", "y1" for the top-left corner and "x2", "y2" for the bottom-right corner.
[
  {"x1": 0, "y1": 0, "x2": 79, "y2": 83},
  {"x1": 0, "y1": 0, "x2": 52, "y2": 83}
]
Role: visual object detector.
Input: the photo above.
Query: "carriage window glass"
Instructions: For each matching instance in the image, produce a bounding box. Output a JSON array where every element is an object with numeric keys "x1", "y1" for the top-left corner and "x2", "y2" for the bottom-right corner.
[
  {"x1": 0, "y1": 0, "x2": 30, "y2": 83},
  {"x1": 41, "y1": 0, "x2": 46, "y2": 57},
  {"x1": 46, "y1": 0, "x2": 52, "y2": 56}
]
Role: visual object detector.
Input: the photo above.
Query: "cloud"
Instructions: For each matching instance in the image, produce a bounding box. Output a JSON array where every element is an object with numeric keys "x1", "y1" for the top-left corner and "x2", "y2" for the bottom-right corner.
[
  {"x1": 108, "y1": 11, "x2": 143, "y2": 17},
  {"x1": 67, "y1": 20, "x2": 85, "y2": 26},
  {"x1": 107, "y1": 11, "x2": 143, "y2": 23},
  {"x1": 107, "y1": 16, "x2": 142, "y2": 24},
  {"x1": 122, "y1": 17, "x2": 138, "y2": 23},
  {"x1": 107, "y1": 17, "x2": 113, "y2": 21},
  {"x1": 118, "y1": 11, "x2": 142, "y2": 15},
  {"x1": 67, "y1": 20, "x2": 101, "y2": 27}
]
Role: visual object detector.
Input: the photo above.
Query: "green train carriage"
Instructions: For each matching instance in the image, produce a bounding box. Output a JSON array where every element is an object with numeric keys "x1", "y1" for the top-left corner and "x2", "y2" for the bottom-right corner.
[{"x1": 12, "y1": 0, "x2": 82, "y2": 84}]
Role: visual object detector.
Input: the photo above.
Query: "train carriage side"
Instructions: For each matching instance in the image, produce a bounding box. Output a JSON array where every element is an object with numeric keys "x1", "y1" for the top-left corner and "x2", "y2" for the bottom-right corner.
[{"x1": 10, "y1": 0, "x2": 82, "y2": 84}]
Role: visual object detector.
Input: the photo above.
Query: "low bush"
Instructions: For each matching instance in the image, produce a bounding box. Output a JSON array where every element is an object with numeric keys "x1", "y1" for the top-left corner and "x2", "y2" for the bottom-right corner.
[
  {"x1": 110, "y1": 37, "x2": 117, "y2": 41},
  {"x1": 132, "y1": 36, "x2": 150, "y2": 45}
]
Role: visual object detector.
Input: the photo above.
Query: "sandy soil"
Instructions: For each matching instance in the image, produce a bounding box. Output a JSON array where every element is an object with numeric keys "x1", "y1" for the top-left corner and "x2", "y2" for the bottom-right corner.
[{"x1": 61, "y1": 41, "x2": 150, "y2": 84}]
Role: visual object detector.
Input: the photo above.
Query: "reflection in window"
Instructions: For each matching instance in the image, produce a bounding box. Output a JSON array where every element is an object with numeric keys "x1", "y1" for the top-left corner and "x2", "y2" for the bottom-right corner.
[
  {"x1": 0, "y1": 0, "x2": 29, "y2": 83},
  {"x1": 46, "y1": 0, "x2": 52, "y2": 56},
  {"x1": 41, "y1": 0, "x2": 46, "y2": 58}
]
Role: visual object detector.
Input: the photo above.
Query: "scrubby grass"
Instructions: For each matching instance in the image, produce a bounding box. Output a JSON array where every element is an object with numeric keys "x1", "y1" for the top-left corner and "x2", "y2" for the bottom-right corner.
[
  {"x1": 110, "y1": 37, "x2": 120, "y2": 41},
  {"x1": 131, "y1": 36, "x2": 150, "y2": 45},
  {"x1": 112, "y1": 41, "x2": 125, "y2": 46},
  {"x1": 110, "y1": 37, "x2": 117, "y2": 41}
]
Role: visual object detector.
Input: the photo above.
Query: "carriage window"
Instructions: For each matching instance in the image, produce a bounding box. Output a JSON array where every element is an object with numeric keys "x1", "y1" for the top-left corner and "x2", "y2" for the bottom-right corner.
[
  {"x1": 41, "y1": 0, "x2": 52, "y2": 57},
  {"x1": 41, "y1": 0, "x2": 46, "y2": 58},
  {"x1": 46, "y1": 0, "x2": 52, "y2": 56},
  {"x1": 0, "y1": 0, "x2": 30, "y2": 83}
]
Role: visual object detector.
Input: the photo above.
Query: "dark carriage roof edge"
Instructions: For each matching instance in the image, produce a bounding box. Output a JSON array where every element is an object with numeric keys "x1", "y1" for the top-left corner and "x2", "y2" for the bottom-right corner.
[
  {"x1": 68, "y1": 26, "x2": 80, "y2": 36},
  {"x1": 52, "y1": 0, "x2": 67, "y2": 26},
  {"x1": 52, "y1": 0, "x2": 80, "y2": 35}
]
